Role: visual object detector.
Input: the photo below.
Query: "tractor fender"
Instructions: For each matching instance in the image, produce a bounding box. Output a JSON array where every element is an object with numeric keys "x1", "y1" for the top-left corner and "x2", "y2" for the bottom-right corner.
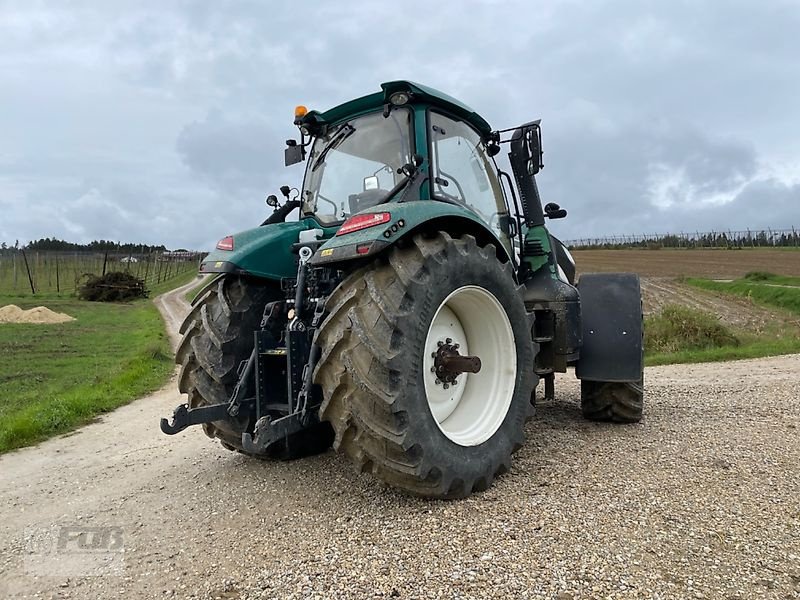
[
  {"x1": 308, "y1": 201, "x2": 513, "y2": 267},
  {"x1": 575, "y1": 273, "x2": 643, "y2": 382},
  {"x1": 199, "y1": 218, "x2": 338, "y2": 281}
]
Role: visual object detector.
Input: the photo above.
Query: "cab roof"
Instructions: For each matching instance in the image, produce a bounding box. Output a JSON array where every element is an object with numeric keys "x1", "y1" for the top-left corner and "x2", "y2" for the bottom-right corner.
[{"x1": 300, "y1": 80, "x2": 493, "y2": 138}]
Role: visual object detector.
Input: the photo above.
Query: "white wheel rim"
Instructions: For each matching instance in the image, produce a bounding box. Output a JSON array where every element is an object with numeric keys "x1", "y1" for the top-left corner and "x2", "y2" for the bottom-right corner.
[{"x1": 423, "y1": 285, "x2": 517, "y2": 446}]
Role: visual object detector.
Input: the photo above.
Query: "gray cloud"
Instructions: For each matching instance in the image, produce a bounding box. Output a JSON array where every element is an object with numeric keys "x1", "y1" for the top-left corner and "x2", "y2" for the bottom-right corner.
[{"x1": 1, "y1": 1, "x2": 799, "y2": 250}]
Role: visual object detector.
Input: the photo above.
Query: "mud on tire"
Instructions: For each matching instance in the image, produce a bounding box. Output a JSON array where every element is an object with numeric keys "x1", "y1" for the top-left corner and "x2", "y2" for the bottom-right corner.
[{"x1": 313, "y1": 232, "x2": 536, "y2": 499}]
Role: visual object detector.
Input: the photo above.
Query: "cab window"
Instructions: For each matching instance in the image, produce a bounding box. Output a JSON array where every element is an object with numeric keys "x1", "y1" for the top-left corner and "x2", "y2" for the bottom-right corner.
[{"x1": 429, "y1": 112, "x2": 506, "y2": 235}]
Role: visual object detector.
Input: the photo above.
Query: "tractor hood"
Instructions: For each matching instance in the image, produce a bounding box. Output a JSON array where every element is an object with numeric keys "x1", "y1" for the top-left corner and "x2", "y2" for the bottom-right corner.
[{"x1": 200, "y1": 218, "x2": 337, "y2": 280}]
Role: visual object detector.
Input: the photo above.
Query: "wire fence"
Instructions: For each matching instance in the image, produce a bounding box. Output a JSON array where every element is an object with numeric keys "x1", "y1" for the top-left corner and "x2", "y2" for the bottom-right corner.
[
  {"x1": 564, "y1": 228, "x2": 800, "y2": 250},
  {"x1": 0, "y1": 250, "x2": 205, "y2": 296}
]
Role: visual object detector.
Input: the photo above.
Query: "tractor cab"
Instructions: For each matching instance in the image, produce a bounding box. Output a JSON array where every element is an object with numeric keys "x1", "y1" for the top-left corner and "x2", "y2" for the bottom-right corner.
[{"x1": 287, "y1": 81, "x2": 515, "y2": 257}]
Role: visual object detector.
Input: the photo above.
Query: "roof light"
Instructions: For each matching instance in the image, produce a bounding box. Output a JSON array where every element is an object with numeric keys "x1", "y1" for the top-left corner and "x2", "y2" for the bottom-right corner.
[
  {"x1": 216, "y1": 236, "x2": 234, "y2": 251},
  {"x1": 336, "y1": 212, "x2": 392, "y2": 236},
  {"x1": 389, "y1": 92, "x2": 410, "y2": 106},
  {"x1": 295, "y1": 105, "x2": 308, "y2": 118}
]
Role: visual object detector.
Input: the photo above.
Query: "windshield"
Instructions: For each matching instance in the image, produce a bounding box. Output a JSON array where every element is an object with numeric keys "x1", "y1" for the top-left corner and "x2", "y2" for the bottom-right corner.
[{"x1": 301, "y1": 109, "x2": 412, "y2": 223}]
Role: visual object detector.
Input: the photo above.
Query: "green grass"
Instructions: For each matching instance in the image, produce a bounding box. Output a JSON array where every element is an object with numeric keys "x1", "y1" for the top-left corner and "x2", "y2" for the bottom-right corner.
[
  {"x1": 0, "y1": 294, "x2": 176, "y2": 453},
  {"x1": 646, "y1": 336, "x2": 800, "y2": 366},
  {"x1": 183, "y1": 274, "x2": 218, "y2": 304},
  {"x1": 148, "y1": 268, "x2": 200, "y2": 297},
  {"x1": 645, "y1": 304, "x2": 740, "y2": 355},
  {"x1": 741, "y1": 271, "x2": 800, "y2": 286},
  {"x1": 686, "y1": 276, "x2": 800, "y2": 315},
  {"x1": 645, "y1": 274, "x2": 800, "y2": 365}
]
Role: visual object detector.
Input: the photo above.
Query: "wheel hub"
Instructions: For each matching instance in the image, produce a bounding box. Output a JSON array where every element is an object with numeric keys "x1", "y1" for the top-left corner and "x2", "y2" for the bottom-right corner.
[{"x1": 432, "y1": 338, "x2": 481, "y2": 388}]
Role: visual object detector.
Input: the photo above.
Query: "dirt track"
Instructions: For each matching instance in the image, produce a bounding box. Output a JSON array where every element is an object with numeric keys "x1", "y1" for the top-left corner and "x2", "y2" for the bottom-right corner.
[
  {"x1": 1, "y1": 281, "x2": 799, "y2": 599},
  {"x1": 640, "y1": 278, "x2": 800, "y2": 331}
]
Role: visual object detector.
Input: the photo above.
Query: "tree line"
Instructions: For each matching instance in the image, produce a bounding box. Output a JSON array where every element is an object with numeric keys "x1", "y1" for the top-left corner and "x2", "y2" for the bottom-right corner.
[{"x1": 0, "y1": 237, "x2": 172, "y2": 253}]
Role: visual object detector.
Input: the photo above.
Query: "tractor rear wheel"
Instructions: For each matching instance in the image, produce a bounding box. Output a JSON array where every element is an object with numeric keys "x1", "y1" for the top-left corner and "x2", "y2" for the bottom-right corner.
[
  {"x1": 313, "y1": 232, "x2": 536, "y2": 498},
  {"x1": 177, "y1": 275, "x2": 333, "y2": 459},
  {"x1": 580, "y1": 379, "x2": 643, "y2": 423}
]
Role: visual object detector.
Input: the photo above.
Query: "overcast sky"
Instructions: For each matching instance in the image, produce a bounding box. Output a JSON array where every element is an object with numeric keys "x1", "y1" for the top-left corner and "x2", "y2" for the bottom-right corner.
[{"x1": 1, "y1": 1, "x2": 799, "y2": 249}]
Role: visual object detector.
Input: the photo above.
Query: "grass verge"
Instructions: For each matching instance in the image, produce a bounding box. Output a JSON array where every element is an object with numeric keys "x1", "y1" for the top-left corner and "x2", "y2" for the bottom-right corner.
[
  {"x1": 686, "y1": 275, "x2": 800, "y2": 315},
  {"x1": 183, "y1": 274, "x2": 218, "y2": 304},
  {"x1": 0, "y1": 293, "x2": 175, "y2": 453},
  {"x1": 646, "y1": 274, "x2": 800, "y2": 365}
]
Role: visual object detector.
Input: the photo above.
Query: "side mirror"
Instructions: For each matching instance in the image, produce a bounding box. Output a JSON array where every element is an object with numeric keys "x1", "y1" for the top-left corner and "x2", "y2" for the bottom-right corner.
[
  {"x1": 508, "y1": 121, "x2": 545, "y2": 227},
  {"x1": 398, "y1": 154, "x2": 424, "y2": 178},
  {"x1": 544, "y1": 202, "x2": 567, "y2": 219},
  {"x1": 363, "y1": 176, "x2": 379, "y2": 191},
  {"x1": 266, "y1": 194, "x2": 279, "y2": 208},
  {"x1": 284, "y1": 140, "x2": 305, "y2": 167}
]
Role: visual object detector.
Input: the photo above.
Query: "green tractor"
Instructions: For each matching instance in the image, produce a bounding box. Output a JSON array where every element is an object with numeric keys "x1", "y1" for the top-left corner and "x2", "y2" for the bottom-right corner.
[{"x1": 161, "y1": 81, "x2": 643, "y2": 498}]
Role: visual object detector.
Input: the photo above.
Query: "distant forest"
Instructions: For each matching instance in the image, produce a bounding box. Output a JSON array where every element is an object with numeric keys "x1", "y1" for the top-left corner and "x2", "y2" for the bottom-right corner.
[{"x1": 0, "y1": 238, "x2": 179, "y2": 253}]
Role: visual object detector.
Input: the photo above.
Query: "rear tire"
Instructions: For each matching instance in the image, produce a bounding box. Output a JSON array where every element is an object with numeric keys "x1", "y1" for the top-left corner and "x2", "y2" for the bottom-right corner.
[
  {"x1": 313, "y1": 232, "x2": 536, "y2": 498},
  {"x1": 580, "y1": 379, "x2": 643, "y2": 423},
  {"x1": 177, "y1": 275, "x2": 333, "y2": 459}
]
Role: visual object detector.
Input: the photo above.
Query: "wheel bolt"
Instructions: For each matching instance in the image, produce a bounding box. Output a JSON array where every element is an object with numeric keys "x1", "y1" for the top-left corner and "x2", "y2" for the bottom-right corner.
[
  {"x1": 437, "y1": 341, "x2": 444, "y2": 347},
  {"x1": 445, "y1": 337, "x2": 452, "y2": 344},
  {"x1": 443, "y1": 383, "x2": 449, "y2": 390},
  {"x1": 435, "y1": 379, "x2": 441, "y2": 385},
  {"x1": 431, "y1": 352, "x2": 437, "y2": 358},
  {"x1": 452, "y1": 380, "x2": 458, "y2": 386},
  {"x1": 430, "y1": 367, "x2": 436, "y2": 373},
  {"x1": 453, "y1": 343, "x2": 459, "y2": 350}
]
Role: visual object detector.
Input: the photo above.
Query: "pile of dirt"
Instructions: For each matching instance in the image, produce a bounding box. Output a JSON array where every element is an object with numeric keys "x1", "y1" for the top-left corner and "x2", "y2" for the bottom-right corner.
[
  {"x1": 0, "y1": 304, "x2": 75, "y2": 324},
  {"x1": 78, "y1": 271, "x2": 148, "y2": 302}
]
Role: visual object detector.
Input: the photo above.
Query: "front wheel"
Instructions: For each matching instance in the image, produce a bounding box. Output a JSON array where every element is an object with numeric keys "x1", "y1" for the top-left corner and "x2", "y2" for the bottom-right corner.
[
  {"x1": 313, "y1": 232, "x2": 536, "y2": 498},
  {"x1": 580, "y1": 380, "x2": 643, "y2": 423}
]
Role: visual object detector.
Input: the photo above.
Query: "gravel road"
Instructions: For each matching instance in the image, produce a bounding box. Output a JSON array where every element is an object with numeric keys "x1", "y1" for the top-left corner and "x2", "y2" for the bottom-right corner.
[{"x1": 1, "y1": 281, "x2": 798, "y2": 599}]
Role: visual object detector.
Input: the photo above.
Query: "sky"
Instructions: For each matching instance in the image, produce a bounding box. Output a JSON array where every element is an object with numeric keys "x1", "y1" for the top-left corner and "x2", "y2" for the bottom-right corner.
[{"x1": 1, "y1": 0, "x2": 799, "y2": 250}]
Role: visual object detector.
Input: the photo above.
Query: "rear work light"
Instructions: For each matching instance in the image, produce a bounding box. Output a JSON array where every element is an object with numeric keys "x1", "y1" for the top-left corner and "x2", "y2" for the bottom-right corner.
[
  {"x1": 336, "y1": 212, "x2": 391, "y2": 236},
  {"x1": 216, "y1": 236, "x2": 234, "y2": 251}
]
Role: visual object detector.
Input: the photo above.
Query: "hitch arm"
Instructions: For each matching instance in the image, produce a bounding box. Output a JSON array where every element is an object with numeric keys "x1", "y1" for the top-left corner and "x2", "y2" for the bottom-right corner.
[{"x1": 159, "y1": 399, "x2": 254, "y2": 435}]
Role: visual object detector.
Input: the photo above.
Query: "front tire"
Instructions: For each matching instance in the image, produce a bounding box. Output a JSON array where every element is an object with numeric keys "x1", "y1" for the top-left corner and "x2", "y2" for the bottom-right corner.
[
  {"x1": 580, "y1": 380, "x2": 643, "y2": 423},
  {"x1": 313, "y1": 232, "x2": 536, "y2": 498},
  {"x1": 177, "y1": 275, "x2": 333, "y2": 459}
]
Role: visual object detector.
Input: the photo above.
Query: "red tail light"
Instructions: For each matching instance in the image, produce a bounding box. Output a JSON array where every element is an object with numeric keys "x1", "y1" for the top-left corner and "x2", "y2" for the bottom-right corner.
[
  {"x1": 336, "y1": 212, "x2": 391, "y2": 236},
  {"x1": 216, "y1": 236, "x2": 234, "y2": 251}
]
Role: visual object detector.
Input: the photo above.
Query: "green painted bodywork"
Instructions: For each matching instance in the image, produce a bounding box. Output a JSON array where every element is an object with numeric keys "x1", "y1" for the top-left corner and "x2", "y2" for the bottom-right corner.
[
  {"x1": 523, "y1": 225, "x2": 555, "y2": 275},
  {"x1": 201, "y1": 219, "x2": 337, "y2": 279}
]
